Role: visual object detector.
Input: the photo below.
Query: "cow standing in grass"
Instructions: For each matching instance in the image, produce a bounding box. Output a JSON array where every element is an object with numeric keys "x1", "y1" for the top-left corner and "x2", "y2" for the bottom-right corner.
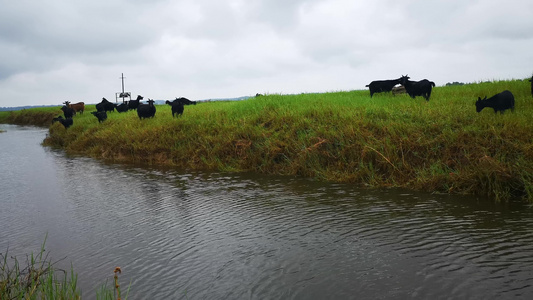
[
  {"x1": 173, "y1": 97, "x2": 196, "y2": 105},
  {"x1": 399, "y1": 75, "x2": 436, "y2": 101},
  {"x1": 64, "y1": 101, "x2": 85, "y2": 114},
  {"x1": 137, "y1": 99, "x2": 156, "y2": 119},
  {"x1": 166, "y1": 99, "x2": 185, "y2": 118},
  {"x1": 365, "y1": 77, "x2": 403, "y2": 97},
  {"x1": 52, "y1": 116, "x2": 73, "y2": 129},
  {"x1": 91, "y1": 111, "x2": 108, "y2": 123},
  {"x1": 128, "y1": 95, "x2": 144, "y2": 110},
  {"x1": 61, "y1": 105, "x2": 75, "y2": 119},
  {"x1": 475, "y1": 90, "x2": 515, "y2": 114},
  {"x1": 115, "y1": 102, "x2": 129, "y2": 113},
  {"x1": 96, "y1": 98, "x2": 115, "y2": 113}
]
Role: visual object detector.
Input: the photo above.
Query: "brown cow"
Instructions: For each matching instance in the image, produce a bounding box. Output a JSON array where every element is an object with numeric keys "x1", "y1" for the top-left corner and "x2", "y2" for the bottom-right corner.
[{"x1": 64, "y1": 101, "x2": 85, "y2": 114}]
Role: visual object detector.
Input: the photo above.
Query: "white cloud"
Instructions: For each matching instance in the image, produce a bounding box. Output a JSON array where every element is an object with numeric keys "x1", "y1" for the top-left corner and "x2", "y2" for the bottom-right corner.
[{"x1": 1, "y1": 0, "x2": 532, "y2": 107}]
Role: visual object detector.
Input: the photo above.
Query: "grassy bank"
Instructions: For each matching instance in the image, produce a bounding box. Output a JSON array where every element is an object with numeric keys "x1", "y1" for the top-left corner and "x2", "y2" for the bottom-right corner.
[
  {"x1": 0, "y1": 107, "x2": 61, "y2": 127},
  {"x1": 3, "y1": 79, "x2": 533, "y2": 201}
]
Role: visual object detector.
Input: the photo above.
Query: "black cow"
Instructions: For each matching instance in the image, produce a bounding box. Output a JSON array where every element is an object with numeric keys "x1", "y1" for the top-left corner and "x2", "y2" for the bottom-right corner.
[
  {"x1": 137, "y1": 99, "x2": 156, "y2": 120},
  {"x1": 115, "y1": 102, "x2": 129, "y2": 113},
  {"x1": 165, "y1": 99, "x2": 185, "y2": 118},
  {"x1": 476, "y1": 90, "x2": 515, "y2": 114},
  {"x1": 399, "y1": 75, "x2": 436, "y2": 101},
  {"x1": 91, "y1": 111, "x2": 108, "y2": 123},
  {"x1": 96, "y1": 98, "x2": 115, "y2": 113},
  {"x1": 61, "y1": 105, "x2": 75, "y2": 119},
  {"x1": 52, "y1": 116, "x2": 73, "y2": 129},
  {"x1": 128, "y1": 95, "x2": 143, "y2": 110},
  {"x1": 365, "y1": 77, "x2": 402, "y2": 97},
  {"x1": 173, "y1": 97, "x2": 196, "y2": 105}
]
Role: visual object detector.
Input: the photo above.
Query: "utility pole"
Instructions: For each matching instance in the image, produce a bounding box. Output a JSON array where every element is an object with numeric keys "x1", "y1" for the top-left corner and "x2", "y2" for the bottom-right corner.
[
  {"x1": 120, "y1": 73, "x2": 126, "y2": 96},
  {"x1": 116, "y1": 73, "x2": 131, "y2": 103}
]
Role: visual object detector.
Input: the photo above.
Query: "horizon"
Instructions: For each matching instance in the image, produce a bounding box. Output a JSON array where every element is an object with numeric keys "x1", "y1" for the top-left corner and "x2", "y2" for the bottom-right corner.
[{"x1": 2, "y1": 75, "x2": 530, "y2": 111}]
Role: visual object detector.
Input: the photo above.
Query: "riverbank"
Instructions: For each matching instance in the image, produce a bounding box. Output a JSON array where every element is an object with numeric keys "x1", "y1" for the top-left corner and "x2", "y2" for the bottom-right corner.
[{"x1": 2, "y1": 79, "x2": 532, "y2": 201}]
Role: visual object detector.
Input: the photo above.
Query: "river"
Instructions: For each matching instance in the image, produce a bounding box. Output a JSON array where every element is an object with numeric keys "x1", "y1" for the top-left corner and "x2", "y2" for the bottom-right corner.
[{"x1": 1, "y1": 124, "x2": 533, "y2": 299}]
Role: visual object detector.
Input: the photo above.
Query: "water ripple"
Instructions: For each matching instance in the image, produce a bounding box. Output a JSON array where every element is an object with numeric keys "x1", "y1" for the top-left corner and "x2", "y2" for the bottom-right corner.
[{"x1": 2, "y1": 125, "x2": 533, "y2": 299}]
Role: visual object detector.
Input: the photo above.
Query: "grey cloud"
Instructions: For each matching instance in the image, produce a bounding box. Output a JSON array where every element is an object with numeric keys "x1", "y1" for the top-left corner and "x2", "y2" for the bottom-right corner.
[
  {"x1": 1, "y1": 0, "x2": 532, "y2": 107},
  {"x1": 283, "y1": 2, "x2": 415, "y2": 66},
  {"x1": 2, "y1": 3, "x2": 156, "y2": 51},
  {"x1": 0, "y1": 0, "x2": 160, "y2": 80},
  {"x1": 404, "y1": 0, "x2": 533, "y2": 44},
  {"x1": 163, "y1": 0, "x2": 324, "y2": 40},
  {"x1": 248, "y1": 0, "x2": 322, "y2": 30}
]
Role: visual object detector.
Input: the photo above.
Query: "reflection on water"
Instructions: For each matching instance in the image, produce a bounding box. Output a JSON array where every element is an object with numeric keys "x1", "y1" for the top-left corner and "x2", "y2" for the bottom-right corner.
[{"x1": 1, "y1": 124, "x2": 533, "y2": 299}]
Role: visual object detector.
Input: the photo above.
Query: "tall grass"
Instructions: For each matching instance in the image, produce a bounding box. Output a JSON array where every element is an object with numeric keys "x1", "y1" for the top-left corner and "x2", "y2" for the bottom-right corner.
[
  {"x1": 3, "y1": 79, "x2": 533, "y2": 201},
  {"x1": 0, "y1": 107, "x2": 61, "y2": 127},
  {"x1": 1, "y1": 236, "x2": 128, "y2": 299},
  {"x1": 0, "y1": 235, "x2": 81, "y2": 299}
]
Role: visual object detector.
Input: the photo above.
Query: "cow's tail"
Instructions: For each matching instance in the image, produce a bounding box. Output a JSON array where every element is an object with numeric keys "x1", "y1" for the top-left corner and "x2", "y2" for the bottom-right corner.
[{"x1": 430, "y1": 81, "x2": 436, "y2": 87}]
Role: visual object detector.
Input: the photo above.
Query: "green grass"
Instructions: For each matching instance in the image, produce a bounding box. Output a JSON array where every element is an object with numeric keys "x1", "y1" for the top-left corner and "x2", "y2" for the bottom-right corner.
[
  {"x1": 1, "y1": 236, "x2": 127, "y2": 300},
  {"x1": 0, "y1": 106, "x2": 62, "y2": 127},
  {"x1": 1, "y1": 235, "x2": 81, "y2": 299},
  {"x1": 2, "y1": 78, "x2": 533, "y2": 201}
]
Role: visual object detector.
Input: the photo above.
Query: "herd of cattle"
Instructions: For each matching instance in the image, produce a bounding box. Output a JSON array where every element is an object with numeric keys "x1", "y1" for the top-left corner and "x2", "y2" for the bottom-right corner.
[
  {"x1": 52, "y1": 75, "x2": 532, "y2": 129},
  {"x1": 366, "y1": 74, "x2": 533, "y2": 114},
  {"x1": 52, "y1": 96, "x2": 196, "y2": 128}
]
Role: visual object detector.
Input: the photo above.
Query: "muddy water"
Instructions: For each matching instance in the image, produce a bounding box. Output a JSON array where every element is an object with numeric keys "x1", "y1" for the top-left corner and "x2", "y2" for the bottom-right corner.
[{"x1": 1, "y1": 124, "x2": 532, "y2": 299}]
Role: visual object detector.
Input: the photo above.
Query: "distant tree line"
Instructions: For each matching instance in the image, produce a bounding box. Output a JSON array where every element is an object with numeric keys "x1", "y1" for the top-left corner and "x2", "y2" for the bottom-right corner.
[
  {"x1": 0, "y1": 105, "x2": 56, "y2": 111},
  {"x1": 445, "y1": 82, "x2": 465, "y2": 86}
]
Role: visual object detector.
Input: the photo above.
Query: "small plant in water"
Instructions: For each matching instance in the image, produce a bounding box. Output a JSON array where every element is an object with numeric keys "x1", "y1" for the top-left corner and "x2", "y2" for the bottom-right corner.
[
  {"x1": 114, "y1": 267, "x2": 122, "y2": 300},
  {"x1": 96, "y1": 266, "x2": 130, "y2": 300}
]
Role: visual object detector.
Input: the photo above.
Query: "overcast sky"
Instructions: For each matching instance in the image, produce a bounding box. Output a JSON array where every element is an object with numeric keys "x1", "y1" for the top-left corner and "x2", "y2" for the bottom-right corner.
[{"x1": 1, "y1": 0, "x2": 532, "y2": 107}]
